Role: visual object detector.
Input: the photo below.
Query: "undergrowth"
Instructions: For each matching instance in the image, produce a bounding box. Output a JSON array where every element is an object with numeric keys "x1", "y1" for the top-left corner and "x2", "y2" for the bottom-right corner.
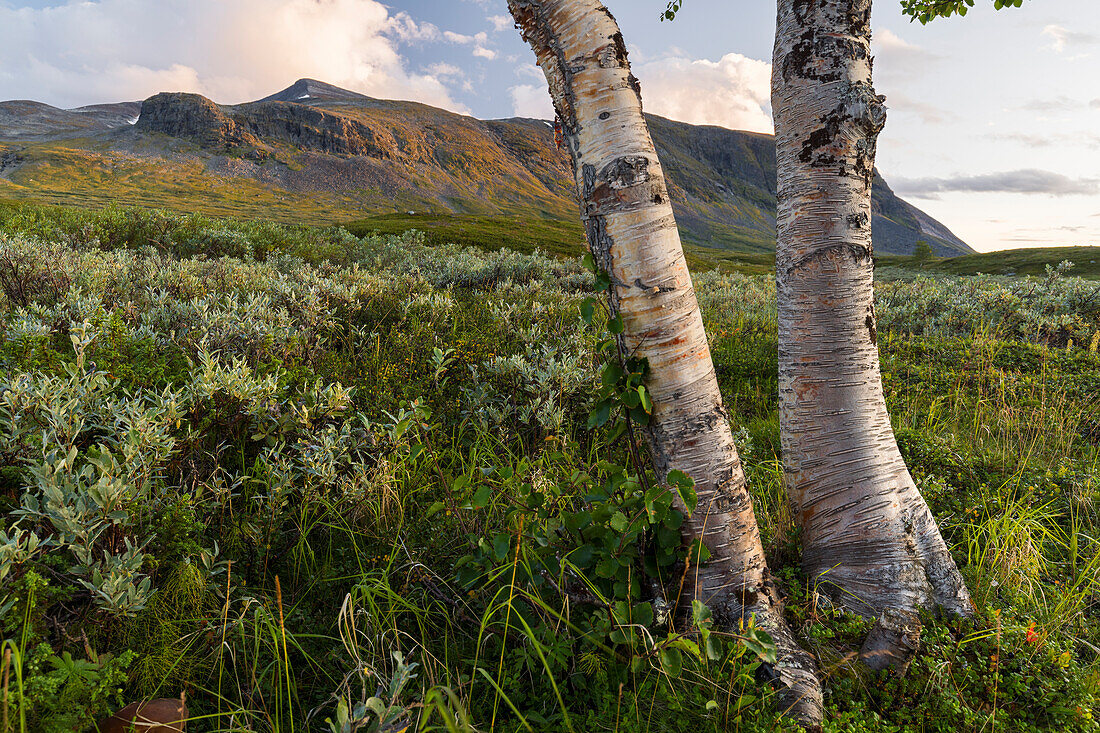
[{"x1": 0, "y1": 205, "x2": 1097, "y2": 731}]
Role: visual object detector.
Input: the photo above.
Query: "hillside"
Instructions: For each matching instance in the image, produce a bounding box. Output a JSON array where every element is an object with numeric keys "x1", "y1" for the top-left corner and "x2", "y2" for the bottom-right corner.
[
  {"x1": 922, "y1": 246, "x2": 1100, "y2": 280},
  {"x1": 1, "y1": 207, "x2": 1097, "y2": 730},
  {"x1": 0, "y1": 78, "x2": 972, "y2": 256}
]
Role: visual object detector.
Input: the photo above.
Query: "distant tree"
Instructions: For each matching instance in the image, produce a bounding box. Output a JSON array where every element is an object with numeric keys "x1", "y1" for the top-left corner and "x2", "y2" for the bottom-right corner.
[
  {"x1": 507, "y1": 0, "x2": 822, "y2": 722},
  {"x1": 912, "y1": 239, "x2": 935, "y2": 265}
]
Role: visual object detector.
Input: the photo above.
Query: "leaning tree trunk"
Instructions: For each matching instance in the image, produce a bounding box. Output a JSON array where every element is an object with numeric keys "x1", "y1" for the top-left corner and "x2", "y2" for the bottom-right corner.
[
  {"x1": 508, "y1": 0, "x2": 822, "y2": 723},
  {"x1": 772, "y1": 0, "x2": 971, "y2": 623}
]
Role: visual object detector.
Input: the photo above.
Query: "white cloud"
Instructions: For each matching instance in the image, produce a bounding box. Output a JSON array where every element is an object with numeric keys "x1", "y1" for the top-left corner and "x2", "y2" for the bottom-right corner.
[
  {"x1": 632, "y1": 53, "x2": 773, "y2": 133},
  {"x1": 516, "y1": 64, "x2": 545, "y2": 80},
  {"x1": 893, "y1": 169, "x2": 1100, "y2": 198},
  {"x1": 1042, "y1": 24, "x2": 1098, "y2": 53},
  {"x1": 875, "y1": 29, "x2": 925, "y2": 55},
  {"x1": 425, "y1": 63, "x2": 464, "y2": 79},
  {"x1": 508, "y1": 52, "x2": 772, "y2": 132},
  {"x1": 442, "y1": 29, "x2": 496, "y2": 60},
  {"x1": 0, "y1": 0, "x2": 468, "y2": 112},
  {"x1": 489, "y1": 15, "x2": 513, "y2": 33},
  {"x1": 386, "y1": 12, "x2": 441, "y2": 43},
  {"x1": 509, "y1": 84, "x2": 554, "y2": 120}
]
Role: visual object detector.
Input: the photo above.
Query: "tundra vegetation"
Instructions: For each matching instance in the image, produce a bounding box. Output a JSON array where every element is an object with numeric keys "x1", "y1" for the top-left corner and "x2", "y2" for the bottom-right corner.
[{"x1": 0, "y1": 204, "x2": 1097, "y2": 731}]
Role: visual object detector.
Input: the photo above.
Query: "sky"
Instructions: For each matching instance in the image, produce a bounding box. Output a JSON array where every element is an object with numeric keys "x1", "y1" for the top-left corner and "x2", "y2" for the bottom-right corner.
[{"x1": 0, "y1": 0, "x2": 1098, "y2": 253}]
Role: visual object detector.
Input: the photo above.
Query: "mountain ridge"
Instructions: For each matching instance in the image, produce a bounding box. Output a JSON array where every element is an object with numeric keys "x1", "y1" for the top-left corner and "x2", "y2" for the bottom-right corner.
[{"x1": 0, "y1": 79, "x2": 972, "y2": 256}]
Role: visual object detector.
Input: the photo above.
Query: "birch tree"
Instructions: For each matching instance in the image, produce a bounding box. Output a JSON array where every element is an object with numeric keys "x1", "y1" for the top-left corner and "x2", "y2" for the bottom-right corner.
[
  {"x1": 771, "y1": 0, "x2": 972, "y2": 654},
  {"x1": 506, "y1": 0, "x2": 822, "y2": 722}
]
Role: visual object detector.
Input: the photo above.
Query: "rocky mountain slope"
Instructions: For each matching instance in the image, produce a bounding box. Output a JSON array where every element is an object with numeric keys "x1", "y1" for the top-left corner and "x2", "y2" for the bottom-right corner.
[{"x1": 0, "y1": 79, "x2": 971, "y2": 256}]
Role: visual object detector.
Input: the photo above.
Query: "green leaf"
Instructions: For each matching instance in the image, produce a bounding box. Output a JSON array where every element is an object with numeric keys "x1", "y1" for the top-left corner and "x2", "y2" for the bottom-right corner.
[
  {"x1": 582, "y1": 252, "x2": 598, "y2": 272},
  {"x1": 659, "y1": 647, "x2": 682, "y2": 678},
  {"x1": 601, "y1": 361, "x2": 623, "y2": 387},
  {"x1": 637, "y1": 385, "x2": 652, "y2": 413},
  {"x1": 742, "y1": 626, "x2": 777, "y2": 664},
  {"x1": 587, "y1": 399, "x2": 613, "y2": 428},
  {"x1": 633, "y1": 602, "x2": 654, "y2": 627},
  {"x1": 688, "y1": 539, "x2": 711, "y2": 565},
  {"x1": 608, "y1": 315, "x2": 625, "y2": 335},
  {"x1": 610, "y1": 511, "x2": 629, "y2": 533},
  {"x1": 644, "y1": 487, "x2": 672, "y2": 524},
  {"x1": 492, "y1": 533, "x2": 512, "y2": 562},
  {"x1": 667, "y1": 470, "x2": 697, "y2": 514},
  {"x1": 580, "y1": 298, "x2": 597, "y2": 324},
  {"x1": 692, "y1": 599, "x2": 713, "y2": 627},
  {"x1": 594, "y1": 271, "x2": 611, "y2": 292},
  {"x1": 471, "y1": 484, "x2": 492, "y2": 510}
]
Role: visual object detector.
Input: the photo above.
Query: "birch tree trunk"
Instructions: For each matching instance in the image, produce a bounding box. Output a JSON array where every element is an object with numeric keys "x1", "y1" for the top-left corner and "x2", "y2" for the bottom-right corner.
[
  {"x1": 772, "y1": 0, "x2": 972, "y2": 621},
  {"x1": 507, "y1": 0, "x2": 822, "y2": 723}
]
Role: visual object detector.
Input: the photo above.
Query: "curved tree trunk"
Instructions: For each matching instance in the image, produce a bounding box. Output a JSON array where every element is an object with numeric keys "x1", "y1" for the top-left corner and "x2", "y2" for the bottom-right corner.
[
  {"x1": 507, "y1": 0, "x2": 822, "y2": 723},
  {"x1": 771, "y1": 0, "x2": 971, "y2": 621}
]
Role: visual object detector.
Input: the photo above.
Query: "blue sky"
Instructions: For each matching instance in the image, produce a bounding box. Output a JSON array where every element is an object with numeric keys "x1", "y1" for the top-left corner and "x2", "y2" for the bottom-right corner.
[{"x1": 1, "y1": 0, "x2": 1098, "y2": 252}]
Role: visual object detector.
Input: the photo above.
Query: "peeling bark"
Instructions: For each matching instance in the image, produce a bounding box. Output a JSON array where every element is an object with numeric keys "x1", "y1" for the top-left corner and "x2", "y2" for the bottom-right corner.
[
  {"x1": 507, "y1": 0, "x2": 822, "y2": 724},
  {"x1": 772, "y1": 0, "x2": 972, "y2": 625}
]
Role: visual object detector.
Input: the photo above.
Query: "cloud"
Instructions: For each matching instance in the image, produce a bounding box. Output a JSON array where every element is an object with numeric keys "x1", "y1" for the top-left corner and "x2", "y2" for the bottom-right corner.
[
  {"x1": 884, "y1": 93, "x2": 955, "y2": 124},
  {"x1": 874, "y1": 29, "x2": 938, "y2": 61},
  {"x1": 509, "y1": 83, "x2": 554, "y2": 120},
  {"x1": 507, "y1": 51, "x2": 772, "y2": 132},
  {"x1": 1020, "y1": 95, "x2": 1085, "y2": 113},
  {"x1": 632, "y1": 53, "x2": 773, "y2": 133},
  {"x1": 516, "y1": 64, "x2": 544, "y2": 80},
  {"x1": 1092, "y1": 99, "x2": 1100, "y2": 109},
  {"x1": 992, "y1": 131, "x2": 1100, "y2": 150},
  {"x1": 892, "y1": 169, "x2": 1100, "y2": 198},
  {"x1": 0, "y1": 0, "x2": 468, "y2": 112},
  {"x1": 442, "y1": 29, "x2": 496, "y2": 59},
  {"x1": 489, "y1": 15, "x2": 513, "y2": 33},
  {"x1": 386, "y1": 12, "x2": 441, "y2": 43},
  {"x1": 1042, "y1": 25, "x2": 1098, "y2": 53}
]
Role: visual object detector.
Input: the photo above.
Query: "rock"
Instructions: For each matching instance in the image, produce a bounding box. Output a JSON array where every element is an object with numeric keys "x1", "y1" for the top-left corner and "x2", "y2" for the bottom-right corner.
[
  {"x1": 859, "y1": 607, "x2": 922, "y2": 673},
  {"x1": 135, "y1": 92, "x2": 256, "y2": 149},
  {"x1": 96, "y1": 696, "x2": 188, "y2": 733},
  {"x1": 234, "y1": 102, "x2": 392, "y2": 158}
]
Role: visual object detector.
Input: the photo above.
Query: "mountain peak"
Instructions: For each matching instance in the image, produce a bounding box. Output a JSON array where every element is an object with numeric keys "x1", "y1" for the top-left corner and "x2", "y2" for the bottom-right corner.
[{"x1": 256, "y1": 79, "x2": 369, "y2": 105}]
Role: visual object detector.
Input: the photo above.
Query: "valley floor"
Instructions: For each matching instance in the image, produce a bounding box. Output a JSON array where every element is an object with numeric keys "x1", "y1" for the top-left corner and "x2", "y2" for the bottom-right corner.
[{"x1": 0, "y1": 205, "x2": 1098, "y2": 731}]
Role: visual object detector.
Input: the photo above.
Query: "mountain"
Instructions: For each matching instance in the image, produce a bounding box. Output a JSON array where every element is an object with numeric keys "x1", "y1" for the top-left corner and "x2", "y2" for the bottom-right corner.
[{"x1": 0, "y1": 79, "x2": 972, "y2": 256}]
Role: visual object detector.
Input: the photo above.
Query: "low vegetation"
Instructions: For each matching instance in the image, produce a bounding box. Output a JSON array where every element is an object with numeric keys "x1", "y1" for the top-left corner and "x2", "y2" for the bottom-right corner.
[{"x1": 0, "y1": 205, "x2": 1098, "y2": 731}]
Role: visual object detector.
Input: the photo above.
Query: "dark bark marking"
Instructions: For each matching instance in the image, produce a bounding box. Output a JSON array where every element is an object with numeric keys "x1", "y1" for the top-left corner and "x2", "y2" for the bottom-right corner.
[
  {"x1": 781, "y1": 242, "x2": 871, "y2": 278},
  {"x1": 581, "y1": 155, "x2": 668, "y2": 216},
  {"x1": 798, "y1": 106, "x2": 844, "y2": 165},
  {"x1": 797, "y1": 84, "x2": 885, "y2": 181},
  {"x1": 633, "y1": 277, "x2": 676, "y2": 295},
  {"x1": 865, "y1": 304, "x2": 877, "y2": 343},
  {"x1": 604, "y1": 31, "x2": 630, "y2": 68}
]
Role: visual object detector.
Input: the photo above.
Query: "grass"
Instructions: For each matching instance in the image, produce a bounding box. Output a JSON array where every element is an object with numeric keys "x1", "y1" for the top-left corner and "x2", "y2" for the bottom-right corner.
[
  {"x1": 343, "y1": 212, "x2": 778, "y2": 275},
  {"x1": 880, "y1": 247, "x2": 1100, "y2": 280},
  {"x1": 0, "y1": 204, "x2": 1098, "y2": 731}
]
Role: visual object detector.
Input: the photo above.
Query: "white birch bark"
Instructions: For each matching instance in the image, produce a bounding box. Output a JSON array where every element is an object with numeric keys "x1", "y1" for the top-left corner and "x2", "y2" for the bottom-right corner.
[
  {"x1": 772, "y1": 0, "x2": 972, "y2": 620},
  {"x1": 507, "y1": 0, "x2": 822, "y2": 723}
]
